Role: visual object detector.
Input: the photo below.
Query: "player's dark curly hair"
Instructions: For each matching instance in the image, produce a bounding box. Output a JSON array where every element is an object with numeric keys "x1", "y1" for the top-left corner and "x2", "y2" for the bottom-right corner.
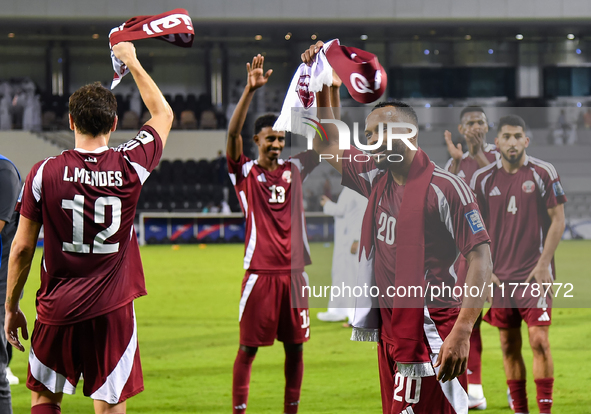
[
  {"x1": 460, "y1": 106, "x2": 486, "y2": 121},
  {"x1": 372, "y1": 100, "x2": 418, "y2": 126},
  {"x1": 254, "y1": 114, "x2": 278, "y2": 135},
  {"x1": 69, "y1": 82, "x2": 117, "y2": 137},
  {"x1": 497, "y1": 115, "x2": 526, "y2": 133}
]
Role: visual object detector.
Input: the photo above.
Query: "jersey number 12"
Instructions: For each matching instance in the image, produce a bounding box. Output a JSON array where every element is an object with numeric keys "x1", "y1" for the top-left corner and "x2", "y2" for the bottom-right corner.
[{"x1": 62, "y1": 195, "x2": 122, "y2": 254}]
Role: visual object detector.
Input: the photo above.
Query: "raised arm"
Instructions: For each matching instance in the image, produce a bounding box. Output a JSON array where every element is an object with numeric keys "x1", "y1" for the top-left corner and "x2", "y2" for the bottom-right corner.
[
  {"x1": 227, "y1": 54, "x2": 273, "y2": 161},
  {"x1": 301, "y1": 42, "x2": 344, "y2": 174},
  {"x1": 112, "y1": 42, "x2": 174, "y2": 147}
]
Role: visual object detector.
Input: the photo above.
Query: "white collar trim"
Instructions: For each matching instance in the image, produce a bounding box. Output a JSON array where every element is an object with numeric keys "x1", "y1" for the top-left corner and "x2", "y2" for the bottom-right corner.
[{"x1": 74, "y1": 146, "x2": 109, "y2": 154}]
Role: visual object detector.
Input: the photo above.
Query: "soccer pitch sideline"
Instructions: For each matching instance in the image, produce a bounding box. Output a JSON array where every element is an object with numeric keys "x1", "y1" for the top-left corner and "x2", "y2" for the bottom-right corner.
[{"x1": 9, "y1": 240, "x2": 591, "y2": 413}]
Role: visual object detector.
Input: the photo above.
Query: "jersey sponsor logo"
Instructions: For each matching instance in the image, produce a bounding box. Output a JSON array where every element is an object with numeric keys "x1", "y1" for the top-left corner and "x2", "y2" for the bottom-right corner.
[
  {"x1": 553, "y1": 181, "x2": 565, "y2": 197},
  {"x1": 489, "y1": 186, "x2": 501, "y2": 196},
  {"x1": 522, "y1": 180, "x2": 535, "y2": 193},
  {"x1": 282, "y1": 170, "x2": 292, "y2": 184},
  {"x1": 538, "y1": 311, "x2": 550, "y2": 322},
  {"x1": 84, "y1": 157, "x2": 97, "y2": 163},
  {"x1": 465, "y1": 209, "x2": 485, "y2": 234},
  {"x1": 257, "y1": 173, "x2": 267, "y2": 182},
  {"x1": 296, "y1": 74, "x2": 314, "y2": 109}
]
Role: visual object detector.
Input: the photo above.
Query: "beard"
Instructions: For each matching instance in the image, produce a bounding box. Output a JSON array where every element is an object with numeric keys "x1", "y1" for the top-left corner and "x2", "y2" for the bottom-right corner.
[
  {"x1": 374, "y1": 139, "x2": 407, "y2": 170},
  {"x1": 501, "y1": 147, "x2": 524, "y2": 164}
]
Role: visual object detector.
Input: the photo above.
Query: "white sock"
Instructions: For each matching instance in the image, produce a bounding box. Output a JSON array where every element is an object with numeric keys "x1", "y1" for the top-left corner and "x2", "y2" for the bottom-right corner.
[{"x1": 468, "y1": 383, "x2": 484, "y2": 399}]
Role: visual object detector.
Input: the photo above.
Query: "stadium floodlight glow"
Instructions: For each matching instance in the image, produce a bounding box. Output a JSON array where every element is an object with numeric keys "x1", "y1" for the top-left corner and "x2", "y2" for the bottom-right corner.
[
  {"x1": 576, "y1": 48, "x2": 582, "y2": 55},
  {"x1": 577, "y1": 102, "x2": 582, "y2": 107},
  {"x1": 92, "y1": 33, "x2": 99, "y2": 39},
  {"x1": 424, "y1": 49, "x2": 430, "y2": 55},
  {"x1": 516, "y1": 34, "x2": 524, "y2": 40},
  {"x1": 567, "y1": 34, "x2": 575, "y2": 40},
  {"x1": 311, "y1": 34, "x2": 318, "y2": 40},
  {"x1": 434, "y1": 49, "x2": 439, "y2": 55},
  {"x1": 254, "y1": 34, "x2": 262, "y2": 41},
  {"x1": 425, "y1": 103, "x2": 431, "y2": 108},
  {"x1": 285, "y1": 32, "x2": 292, "y2": 40},
  {"x1": 360, "y1": 34, "x2": 368, "y2": 41},
  {"x1": 465, "y1": 35, "x2": 472, "y2": 40},
  {"x1": 8, "y1": 33, "x2": 15, "y2": 38},
  {"x1": 488, "y1": 49, "x2": 494, "y2": 54}
]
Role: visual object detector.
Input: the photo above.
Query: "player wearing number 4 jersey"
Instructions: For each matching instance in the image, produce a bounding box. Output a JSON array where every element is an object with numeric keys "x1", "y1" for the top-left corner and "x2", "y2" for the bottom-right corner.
[
  {"x1": 471, "y1": 115, "x2": 566, "y2": 414},
  {"x1": 5, "y1": 42, "x2": 173, "y2": 414},
  {"x1": 227, "y1": 55, "x2": 319, "y2": 414}
]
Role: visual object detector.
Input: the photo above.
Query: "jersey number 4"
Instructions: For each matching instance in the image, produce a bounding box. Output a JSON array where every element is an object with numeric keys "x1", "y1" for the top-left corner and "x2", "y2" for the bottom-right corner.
[
  {"x1": 507, "y1": 195, "x2": 518, "y2": 215},
  {"x1": 62, "y1": 195, "x2": 122, "y2": 254},
  {"x1": 269, "y1": 185, "x2": 286, "y2": 204}
]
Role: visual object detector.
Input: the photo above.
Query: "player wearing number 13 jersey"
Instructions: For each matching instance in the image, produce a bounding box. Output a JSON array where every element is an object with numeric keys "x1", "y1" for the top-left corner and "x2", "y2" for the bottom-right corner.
[
  {"x1": 227, "y1": 55, "x2": 319, "y2": 414},
  {"x1": 5, "y1": 42, "x2": 173, "y2": 414},
  {"x1": 471, "y1": 115, "x2": 566, "y2": 414}
]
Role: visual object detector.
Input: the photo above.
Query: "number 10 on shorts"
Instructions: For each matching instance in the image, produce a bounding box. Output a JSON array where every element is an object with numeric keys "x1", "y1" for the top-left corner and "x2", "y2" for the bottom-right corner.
[{"x1": 300, "y1": 310, "x2": 310, "y2": 338}]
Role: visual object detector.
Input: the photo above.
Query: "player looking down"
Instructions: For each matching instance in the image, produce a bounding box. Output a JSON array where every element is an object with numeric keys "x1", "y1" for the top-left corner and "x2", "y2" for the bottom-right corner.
[
  {"x1": 302, "y1": 41, "x2": 492, "y2": 414},
  {"x1": 471, "y1": 115, "x2": 566, "y2": 414},
  {"x1": 5, "y1": 41, "x2": 173, "y2": 414},
  {"x1": 227, "y1": 55, "x2": 319, "y2": 414}
]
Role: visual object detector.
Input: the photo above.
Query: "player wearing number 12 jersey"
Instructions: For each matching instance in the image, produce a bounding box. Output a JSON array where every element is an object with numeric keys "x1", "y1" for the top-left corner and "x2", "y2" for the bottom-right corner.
[
  {"x1": 5, "y1": 42, "x2": 173, "y2": 414},
  {"x1": 471, "y1": 115, "x2": 566, "y2": 414},
  {"x1": 227, "y1": 55, "x2": 319, "y2": 414}
]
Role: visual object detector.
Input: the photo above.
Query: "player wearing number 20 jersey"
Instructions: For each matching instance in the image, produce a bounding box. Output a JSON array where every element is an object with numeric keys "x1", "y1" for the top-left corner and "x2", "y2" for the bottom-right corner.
[{"x1": 18, "y1": 125, "x2": 161, "y2": 324}]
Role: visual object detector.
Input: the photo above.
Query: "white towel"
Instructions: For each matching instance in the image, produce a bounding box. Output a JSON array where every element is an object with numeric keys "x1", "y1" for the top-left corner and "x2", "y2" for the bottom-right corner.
[{"x1": 273, "y1": 39, "x2": 337, "y2": 138}]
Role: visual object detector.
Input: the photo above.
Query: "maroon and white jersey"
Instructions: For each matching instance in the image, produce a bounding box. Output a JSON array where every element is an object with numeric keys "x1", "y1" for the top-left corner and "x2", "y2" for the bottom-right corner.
[
  {"x1": 342, "y1": 148, "x2": 490, "y2": 345},
  {"x1": 471, "y1": 156, "x2": 567, "y2": 283},
  {"x1": 18, "y1": 126, "x2": 162, "y2": 325},
  {"x1": 228, "y1": 151, "x2": 319, "y2": 273},
  {"x1": 444, "y1": 143, "x2": 499, "y2": 184}
]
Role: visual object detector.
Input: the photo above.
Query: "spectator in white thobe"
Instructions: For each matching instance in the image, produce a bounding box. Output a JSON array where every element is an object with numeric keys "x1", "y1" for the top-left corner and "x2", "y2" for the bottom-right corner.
[{"x1": 317, "y1": 187, "x2": 367, "y2": 324}]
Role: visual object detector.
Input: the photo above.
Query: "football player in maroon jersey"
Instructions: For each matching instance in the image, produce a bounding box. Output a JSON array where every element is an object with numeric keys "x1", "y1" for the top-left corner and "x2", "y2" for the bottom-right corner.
[
  {"x1": 227, "y1": 55, "x2": 320, "y2": 414},
  {"x1": 444, "y1": 106, "x2": 499, "y2": 410},
  {"x1": 5, "y1": 42, "x2": 173, "y2": 414},
  {"x1": 302, "y1": 41, "x2": 493, "y2": 414},
  {"x1": 472, "y1": 115, "x2": 566, "y2": 414}
]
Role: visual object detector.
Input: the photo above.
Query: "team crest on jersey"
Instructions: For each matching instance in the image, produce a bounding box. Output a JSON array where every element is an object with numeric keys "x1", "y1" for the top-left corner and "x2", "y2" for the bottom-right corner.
[
  {"x1": 553, "y1": 181, "x2": 565, "y2": 197},
  {"x1": 296, "y1": 74, "x2": 314, "y2": 109},
  {"x1": 282, "y1": 170, "x2": 292, "y2": 183},
  {"x1": 465, "y1": 209, "x2": 485, "y2": 234},
  {"x1": 522, "y1": 180, "x2": 535, "y2": 193}
]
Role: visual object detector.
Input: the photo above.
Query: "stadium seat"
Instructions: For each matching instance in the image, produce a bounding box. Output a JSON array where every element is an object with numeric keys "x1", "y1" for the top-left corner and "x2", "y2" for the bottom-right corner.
[
  {"x1": 42, "y1": 111, "x2": 56, "y2": 131},
  {"x1": 121, "y1": 110, "x2": 139, "y2": 130},
  {"x1": 199, "y1": 110, "x2": 218, "y2": 129},
  {"x1": 180, "y1": 110, "x2": 198, "y2": 129}
]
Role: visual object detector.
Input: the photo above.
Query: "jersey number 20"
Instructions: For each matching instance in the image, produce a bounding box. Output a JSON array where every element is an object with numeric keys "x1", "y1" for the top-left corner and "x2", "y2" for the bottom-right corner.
[{"x1": 62, "y1": 195, "x2": 122, "y2": 254}]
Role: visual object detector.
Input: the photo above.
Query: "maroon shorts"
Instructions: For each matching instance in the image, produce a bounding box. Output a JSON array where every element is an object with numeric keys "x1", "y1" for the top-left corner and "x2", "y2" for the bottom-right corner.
[
  {"x1": 239, "y1": 270, "x2": 310, "y2": 347},
  {"x1": 484, "y1": 284, "x2": 552, "y2": 329},
  {"x1": 27, "y1": 302, "x2": 143, "y2": 404},
  {"x1": 377, "y1": 308, "x2": 469, "y2": 414}
]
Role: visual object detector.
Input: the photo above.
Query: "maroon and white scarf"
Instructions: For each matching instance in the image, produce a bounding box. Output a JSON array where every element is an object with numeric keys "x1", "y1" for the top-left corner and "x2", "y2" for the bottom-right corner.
[
  {"x1": 351, "y1": 149, "x2": 436, "y2": 378},
  {"x1": 109, "y1": 8, "x2": 194, "y2": 89}
]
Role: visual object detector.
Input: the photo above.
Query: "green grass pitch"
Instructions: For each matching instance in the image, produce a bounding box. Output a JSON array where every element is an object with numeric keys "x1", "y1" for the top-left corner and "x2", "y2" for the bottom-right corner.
[{"x1": 9, "y1": 240, "x2": 591, "y2": 413}]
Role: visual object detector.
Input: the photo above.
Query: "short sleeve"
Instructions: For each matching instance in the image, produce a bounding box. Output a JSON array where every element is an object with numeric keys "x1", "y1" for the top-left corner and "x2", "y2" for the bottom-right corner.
[
  {"x1": 341, "y1": 148, "x2": 380, "y2": 199},
  {"x1": 0, "y1": 160, "x2": 20, "y2": 223},
  {"x1": 542, "y1": 172, "x2": 567, "y2": 209},
  {"x1": 17, "y1": 160, "x2": 46, "y2": 224},
  {"x1": 289, "y1": 150, "x2": 320, "y2": 182},
  {"x1": 434, "y1": 174, "x2": 490, "y2": 258},
  {"x1": 115, "y1": 125, "x2": 163, "y2": 174},
  {"x1": 227, "y1": 153, "x2": 252, "y2": 186}
]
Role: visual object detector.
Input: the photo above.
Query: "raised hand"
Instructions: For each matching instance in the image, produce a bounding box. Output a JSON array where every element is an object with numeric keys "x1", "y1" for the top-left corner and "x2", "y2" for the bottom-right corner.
[
  {"x1": 112, "y1": 42, "x2": 138, "y2": 65},
  {"x1": 444, "y1": 130, "x2": 463, "y2": 161},
  {"x1": 301, "y1": 41, "x2": 325, "y2": 66},
  {"x1": 246, "y1": 54, "x2": 273, "y2": 92},
  {"x1": 465, "y1": 130, "x2": 485, "y2": 156}
]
